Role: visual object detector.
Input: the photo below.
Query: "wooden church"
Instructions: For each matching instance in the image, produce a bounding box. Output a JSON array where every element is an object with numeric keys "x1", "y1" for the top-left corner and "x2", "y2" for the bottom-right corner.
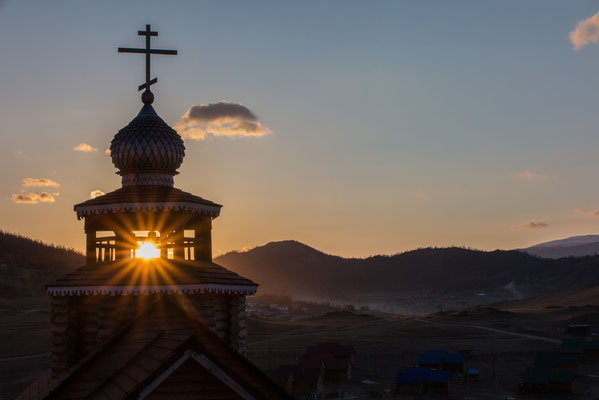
[{"x1": 17, "y1": 25, "x2": 291, "y2": 400}]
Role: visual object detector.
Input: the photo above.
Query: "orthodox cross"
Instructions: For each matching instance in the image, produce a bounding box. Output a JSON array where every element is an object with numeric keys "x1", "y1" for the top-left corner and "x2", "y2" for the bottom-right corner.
[{"x1": 118, "y1": 24, "x2": 177, "y2": 96}]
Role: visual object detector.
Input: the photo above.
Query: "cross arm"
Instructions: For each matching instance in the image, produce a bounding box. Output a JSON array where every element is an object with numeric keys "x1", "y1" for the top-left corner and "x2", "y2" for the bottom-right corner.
[
  {"x1": 118, "y1": 48, "x2": 178, "y2": 55},
  {"x1": 139, "y1": 30, "x2": 158, "y2": 36}
]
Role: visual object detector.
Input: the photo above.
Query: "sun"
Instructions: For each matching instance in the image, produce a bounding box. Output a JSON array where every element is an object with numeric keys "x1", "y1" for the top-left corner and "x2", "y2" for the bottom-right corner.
[{"x1": 136, "y1": 241, "x2": 160, "y2": 260}]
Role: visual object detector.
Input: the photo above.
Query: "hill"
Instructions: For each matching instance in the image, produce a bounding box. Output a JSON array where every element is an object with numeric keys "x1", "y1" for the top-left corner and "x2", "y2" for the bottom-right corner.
[
  {"x1": 522, "y1": 235, "x2": 599, "y2": 258},
  {"x1": 215, "y1": 240, "x2": 599, "y2": 302},
  {"x1": 0, "y1": 231, "x2": 84, "y2": 297}
]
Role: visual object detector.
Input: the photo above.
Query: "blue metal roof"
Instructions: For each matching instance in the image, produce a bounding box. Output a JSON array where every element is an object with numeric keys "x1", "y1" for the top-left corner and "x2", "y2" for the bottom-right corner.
[
  {"x1": 423, "y1": 370, "x2": 449, "y2": 383},
  {"x1": 443, "y1": 353, "x2": 465, "y2": 363}
]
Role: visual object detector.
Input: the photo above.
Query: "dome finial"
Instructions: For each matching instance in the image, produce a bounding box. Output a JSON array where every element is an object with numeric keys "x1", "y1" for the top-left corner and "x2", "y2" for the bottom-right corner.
[{"x1": 141, "y1": 90, "x2": 154, "y2": 105}]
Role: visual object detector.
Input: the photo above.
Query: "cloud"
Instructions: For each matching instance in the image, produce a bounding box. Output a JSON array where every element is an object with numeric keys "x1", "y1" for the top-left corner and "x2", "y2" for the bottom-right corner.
[
  {"x1": 74, "y1": 143, "x2": 98, "y2": 152},
  {"x1": 90, "y1": 190, "x2": 105, "y2": 199},
  {"x1": 570, "y1": 11, "x2": 599, "y2": 50},
  {"x1": 517, "y1": 170, "x2": 539, "y2": 180},
  {"x1": 11, "y1": 191, "x2": 58, "y2": 204},
  {"x1": 105, "y1": 148, "x2": 111, "y2": 156},
  {"x1": 22, "y1": 178, "x2": 60, "y2": 188},
  {"x1": 575, "y1": 208, "x2": 599, "y2": 217},
  {"x1": 174, "y1": 102, "x2": 271, "y2": 140},
  {"x1": 521, "y1": 221, "x2": 548, "y2": 229}
]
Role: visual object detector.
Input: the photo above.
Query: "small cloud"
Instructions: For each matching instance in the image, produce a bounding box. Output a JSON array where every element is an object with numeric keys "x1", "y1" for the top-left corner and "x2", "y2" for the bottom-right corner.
[
  {"x1": 517, "y1": 170, "x2": 540, "y2": 180},
  {"x1": 90, "y1": 189, "x2": 105, "y2": 199},
  {"x1": 74, "y1": 143, "x2": 98, "y2": 152},
  {"x1": 105, "y1": 148, "x2": 111, "y2": 156},
  {"x1": 576, "y1": 208, "x2": 599, "y2": 217},
  {"x1": 174, "y1": 101, "x2": 271, "y2": 140},
  {"x1": 22, "y1": 178, "x2": 60, "y2": 188},
  {"x1": 521, "y1": 221, "x2": 548, "y2": 229},
  {"x1": 570, "y1": 11, "x2": 599, "y2": 50},
  {"x1": 11, "y1": 191, "x2": 58, "y2": 204}
]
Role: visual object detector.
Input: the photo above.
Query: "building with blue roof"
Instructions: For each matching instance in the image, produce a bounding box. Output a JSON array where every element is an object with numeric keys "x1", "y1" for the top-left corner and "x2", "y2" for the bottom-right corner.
[{"x1": 423, "y1": 370, "x2": 449, "y2": 394}]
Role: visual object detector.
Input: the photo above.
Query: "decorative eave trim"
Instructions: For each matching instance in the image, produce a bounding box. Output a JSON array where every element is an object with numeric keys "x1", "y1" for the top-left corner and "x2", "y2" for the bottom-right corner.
[
  {"x1": 47, "y1": 283, "x2": 257, "y2": 296},
  {"x1": 74, "y1": 201, "x2": 221, "y2": 220}
]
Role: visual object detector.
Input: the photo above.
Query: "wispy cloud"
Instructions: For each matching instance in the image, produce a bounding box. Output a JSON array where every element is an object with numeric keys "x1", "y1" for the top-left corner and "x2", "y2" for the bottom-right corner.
[
  {"x1": 521, "y1": 221, "x2": 548, "y2": 229},
  {"x1": 570, "y1": 10, "x2": 599, "y2": 50},
  {"x1": 11, "y1": 191, "x2": 58, "y2": 204},
  {"x1": 74, "y1": 143, "x2": 98, "y2": 152},
  {"x1": 22, "y1": 178, "x2": 60, "y2": 188},
  {"x1": 174, "y1": 101, "x2": 271, "y2": 140},
  {"x1": 90, "y1": 189, "x2": 105, "y2": 199},
  {"x1": 575, "y1": 208, "x2": 599, "y2": 217},
  {"x1": 517, "y1": 170, "x2": 543, "y2": 180}
]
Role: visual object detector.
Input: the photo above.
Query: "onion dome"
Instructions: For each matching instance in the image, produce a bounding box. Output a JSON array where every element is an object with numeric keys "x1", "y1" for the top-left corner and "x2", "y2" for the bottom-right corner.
[{"x1": 110, "y1": 100, "x2": 185, "y2": 187}]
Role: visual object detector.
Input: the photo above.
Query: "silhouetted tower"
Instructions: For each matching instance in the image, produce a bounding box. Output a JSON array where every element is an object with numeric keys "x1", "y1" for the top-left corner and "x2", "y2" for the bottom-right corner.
[{"x1": 46, "y1": 25, "x2": 256, "y2": 378}]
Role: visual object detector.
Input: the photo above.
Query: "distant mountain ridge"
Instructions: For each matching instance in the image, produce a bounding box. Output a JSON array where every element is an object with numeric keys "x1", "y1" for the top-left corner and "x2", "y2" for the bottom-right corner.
[
  {"x1": 522, "y1": 235, "x2": 599, "y2": 259},
  {"x1": 215, "y1": 240, "x2": 599, "y2": 302},
  {"x1": 4, "y1": 231, "x2": 599, "y2": 305}
]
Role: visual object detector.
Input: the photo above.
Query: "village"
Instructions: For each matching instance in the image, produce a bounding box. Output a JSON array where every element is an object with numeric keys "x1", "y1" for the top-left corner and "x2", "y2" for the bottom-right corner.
[{"x1": 244, "y1": 296, "x2": 599, "y2": 399}]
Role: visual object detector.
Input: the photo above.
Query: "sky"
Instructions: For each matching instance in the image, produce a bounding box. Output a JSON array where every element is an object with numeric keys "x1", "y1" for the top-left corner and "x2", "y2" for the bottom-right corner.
[{"x1": 3, "y1": 1, "x2": 599, "y2": 257}]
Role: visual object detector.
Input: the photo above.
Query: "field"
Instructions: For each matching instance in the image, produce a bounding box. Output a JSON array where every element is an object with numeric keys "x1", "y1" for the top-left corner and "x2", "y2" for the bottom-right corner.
[{"x1": 2, "y1": 291, "x2": 599, "y2": 399}]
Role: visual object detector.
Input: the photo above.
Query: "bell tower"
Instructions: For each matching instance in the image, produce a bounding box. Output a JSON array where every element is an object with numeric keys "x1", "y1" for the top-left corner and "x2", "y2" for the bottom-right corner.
[{"x1": 46, "y1": 25, "x2": 256, "y2": 379}]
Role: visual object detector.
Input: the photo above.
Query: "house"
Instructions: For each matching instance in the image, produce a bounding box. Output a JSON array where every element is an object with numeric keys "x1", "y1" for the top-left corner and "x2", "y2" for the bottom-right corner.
[
  {"x1": 535, "y1": 351, "x2": 581, "y2": 376},
  {"x1": 466, "y1": 368, "x2": 479, "y2": 381},
  {"x1": 520, "y1": 367, "x2": 548, "y2": 394},
  {"x1": 417, "y1": 350, "x2": 447, "y2": 369},
  {"x1": 566, "y1": 324, "x2": 591, "y2": 337},
  {"x1": 519, "y1": 367, "x2": 574, "y2": 395},
  {"x1": 394, "y1": 367, "x2": 428, "y2": 394},
  {"x1": 583, "y1": 340, "x2": 599, "y2": 358},
  {"x1": 301, "y1": 343, "x2": 355, "y2": 382},
  {"x1": 417, "y1": 350, "x2": 464, "y2": 374},
  {"x1": 458, "y1": 349, "x2": 473, "y2": 360},
  {"x1": 442, "y1": 353, "x2": 465, "y2": 374},
  {"x1": 269, "y1": 365, "x2": 324, "y2": 397},
  {"x1": 548, "y1": 371, "x2": 574, "y2": 394},
  {"x1": 422, "y1": 370, "x2": 449, "y2": 394},
  {"x1": 561, "y1": 338, "x2": 584, "y2": 355}
]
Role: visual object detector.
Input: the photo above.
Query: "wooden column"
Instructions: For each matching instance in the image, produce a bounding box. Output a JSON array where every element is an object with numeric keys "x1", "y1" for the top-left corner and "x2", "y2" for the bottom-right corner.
[
  {"x1": 193, "y1": 218, "x2": 212, "y2": 262},
  {"x1": 85, "y1": 230, "x2": 96, "y2": 265},
  {"x1": 174, "y1": 229, "x2": 185, "y2": 260}
]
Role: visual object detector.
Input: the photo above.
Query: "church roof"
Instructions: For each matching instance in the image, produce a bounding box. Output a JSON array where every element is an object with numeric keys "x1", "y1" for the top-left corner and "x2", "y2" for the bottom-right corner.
[
  {"x1": 74, "y1": 185, "x2": 222, "y2": 219},
  {"x1": 110, "y1": 104, "x2": 185, "y2": 177},
  {"x1": 16, "y1": 297, "x2": 292, "y2": 400},
  {"x1": 47, "y1": 259, "x2": 257, "y2": 296}
]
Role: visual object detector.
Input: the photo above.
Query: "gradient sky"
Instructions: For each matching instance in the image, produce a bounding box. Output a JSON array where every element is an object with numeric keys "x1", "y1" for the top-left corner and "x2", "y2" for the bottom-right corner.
[{"x1": 3, "y1": 1, "x2": 599, "y2": 257}]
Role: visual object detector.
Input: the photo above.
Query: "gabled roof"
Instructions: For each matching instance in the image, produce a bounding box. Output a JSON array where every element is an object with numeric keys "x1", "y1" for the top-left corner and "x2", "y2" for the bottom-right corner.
[
  {"x1": 17, "y1": 296, "x2": 292, "y2": 400},
  {"x1": 47, "y1": 259, "x2": 257, "y2": 296},
  {"x1": 74, "y1": 186, "x2": 221, "y2": 219}
]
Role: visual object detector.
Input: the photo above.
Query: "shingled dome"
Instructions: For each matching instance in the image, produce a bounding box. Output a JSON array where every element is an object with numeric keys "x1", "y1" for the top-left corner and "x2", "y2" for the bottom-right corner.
[{"x1": 110, "y1": 103, "x2": 185, "y2": 187}]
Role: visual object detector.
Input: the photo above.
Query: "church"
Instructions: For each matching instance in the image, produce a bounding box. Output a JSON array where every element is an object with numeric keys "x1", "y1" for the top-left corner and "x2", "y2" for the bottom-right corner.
[{"x1": 17, "y1": 25, "x2": 292, "y2": 400}]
